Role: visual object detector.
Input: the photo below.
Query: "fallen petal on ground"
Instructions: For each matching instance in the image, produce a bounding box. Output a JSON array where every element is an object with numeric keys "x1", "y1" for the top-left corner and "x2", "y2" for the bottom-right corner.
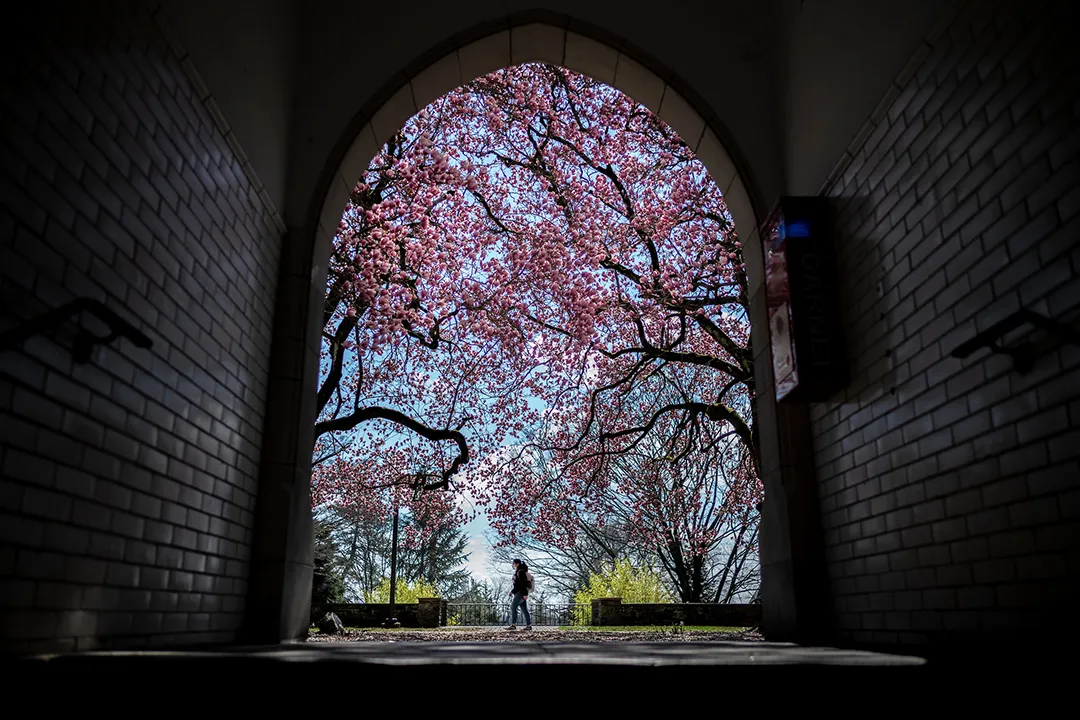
[{"x1": 307, "y1": 629, "x2": 764, "y2": 643}]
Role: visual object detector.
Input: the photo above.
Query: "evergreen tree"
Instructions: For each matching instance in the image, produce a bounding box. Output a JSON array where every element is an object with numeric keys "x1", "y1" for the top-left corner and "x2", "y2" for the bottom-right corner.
[
  {"x1": 398, "y1": 512, "x2": 471, "y2": 599},
  {"x1": 312, "y1": 514, "x2": 345, "y2": 606},
  {"x1": 316, "y1": 503, "x2": 472, "y2": 601}
]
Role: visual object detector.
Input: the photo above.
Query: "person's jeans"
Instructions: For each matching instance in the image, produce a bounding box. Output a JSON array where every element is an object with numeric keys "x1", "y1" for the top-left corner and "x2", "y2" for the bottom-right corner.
[{"x1": 510, "y1": 592, "x2": 531, "y2": 625}]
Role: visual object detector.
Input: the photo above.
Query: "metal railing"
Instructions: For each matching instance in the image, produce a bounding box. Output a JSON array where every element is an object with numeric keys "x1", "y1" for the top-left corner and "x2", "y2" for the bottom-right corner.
[{"x1": 444, "y1": 602, "x2": 592, "y2": 627}]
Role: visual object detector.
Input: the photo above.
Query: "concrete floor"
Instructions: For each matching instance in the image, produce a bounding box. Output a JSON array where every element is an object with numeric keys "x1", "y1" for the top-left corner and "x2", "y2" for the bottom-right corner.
[
  {"x1": 4, "y1": 639, "x2": 1063, "y2": 711},
  {"x1": 23, "y1": 639, "x2": 927, "y2": 666}
]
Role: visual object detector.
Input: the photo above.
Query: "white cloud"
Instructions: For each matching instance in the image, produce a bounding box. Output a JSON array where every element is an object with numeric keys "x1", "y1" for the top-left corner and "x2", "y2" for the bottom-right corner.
[{"x1": 464, "y1": 535, "x2": 492, "y2": 583}]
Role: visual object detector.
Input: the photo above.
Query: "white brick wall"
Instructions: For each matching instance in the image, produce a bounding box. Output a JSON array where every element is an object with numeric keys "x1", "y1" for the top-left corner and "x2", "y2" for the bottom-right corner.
[
  {"x1": 1, "y1": 2, "x2": 282, "y2": 653},
  {"x1": 813, "y1": 0, "x2": 1080, "y2": 647}
]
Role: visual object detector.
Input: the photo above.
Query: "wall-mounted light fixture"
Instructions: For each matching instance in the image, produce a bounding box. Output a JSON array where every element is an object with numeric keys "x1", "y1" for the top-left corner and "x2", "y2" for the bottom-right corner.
[{"x1": 0, "y1": 297, "x2": 152, "y2": 363}]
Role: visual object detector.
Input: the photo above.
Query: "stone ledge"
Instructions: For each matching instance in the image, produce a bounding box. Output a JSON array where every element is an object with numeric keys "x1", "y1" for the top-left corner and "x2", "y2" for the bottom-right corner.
[{"x1": 589, "y1": 599, "x2": 762, "y2": 627}]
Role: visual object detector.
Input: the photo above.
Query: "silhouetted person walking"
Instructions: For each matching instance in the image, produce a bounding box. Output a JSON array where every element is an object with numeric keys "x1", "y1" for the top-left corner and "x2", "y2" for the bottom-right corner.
[{"x1": 507, "y1": 558, "x2": 533, "y2": 630}]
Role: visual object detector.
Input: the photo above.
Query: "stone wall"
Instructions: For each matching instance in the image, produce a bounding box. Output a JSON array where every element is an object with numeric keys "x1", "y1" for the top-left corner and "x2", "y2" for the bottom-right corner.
[
  {"x1": 812, "y1": 0, "x2": 1080, "y2": 649},
  {"x1": 589, "y1": 599, "x2": 762, "y2": 627},
  {"x1": 0, "y1": 1, "x2": 283, "y2": 652},
  {"x1": 311, "y1": 600, "x2": 446, "y2": 629}
]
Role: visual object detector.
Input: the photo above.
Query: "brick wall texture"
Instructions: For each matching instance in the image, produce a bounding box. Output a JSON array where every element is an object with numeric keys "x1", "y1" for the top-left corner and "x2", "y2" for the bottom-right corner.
[
  {"x1": 0, "y1": 4, "x2": 282, "y2": 652},
  {"x1": 813, "y1": 0, "x2": 1080, "y2": 648}
]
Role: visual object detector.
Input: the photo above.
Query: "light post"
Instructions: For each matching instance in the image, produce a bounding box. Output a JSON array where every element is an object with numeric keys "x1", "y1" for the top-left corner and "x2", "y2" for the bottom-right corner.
[{"x1": 382, "y1": 498, "x2": 401, "y2": 629}]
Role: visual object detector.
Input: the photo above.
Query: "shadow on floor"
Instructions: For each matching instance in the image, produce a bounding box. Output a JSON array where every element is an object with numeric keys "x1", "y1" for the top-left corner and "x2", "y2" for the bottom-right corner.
[{"x1": 4, "y1": 635, "x2": 1071, "y2": 711}]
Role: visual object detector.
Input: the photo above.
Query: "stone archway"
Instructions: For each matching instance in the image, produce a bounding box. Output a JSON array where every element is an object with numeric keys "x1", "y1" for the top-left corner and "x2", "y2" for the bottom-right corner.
[
  {"x1": 312, "y1": 23, "x2": 763, "y2": 290},
  {"x1": 249, "y1": 13, "x2": 828, "y2": 645}
]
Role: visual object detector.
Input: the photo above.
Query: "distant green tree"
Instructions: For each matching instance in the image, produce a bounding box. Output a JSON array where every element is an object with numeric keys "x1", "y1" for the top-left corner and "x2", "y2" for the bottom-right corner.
[
  {"x1": 318, "y1": 502, "x2": 472, "y2": 600},
  {"x1": 399, "y1": 512, "x2": 471, "y2": 598},
  {"x1": 312, "y1": 514, "x2": 345, "y2": 606},
  {"x1": 364, "y1": 577, "x2": 440, "y2": 603},
  {"x1": 573, "y1": 559, "x2": 673, "y2": 604},
  {"x1": 323, "y1": 505, "x2": 390, "y2": 602},
  {"x1": 452, "y1": 578, "x2": 501, "y2": 604}
]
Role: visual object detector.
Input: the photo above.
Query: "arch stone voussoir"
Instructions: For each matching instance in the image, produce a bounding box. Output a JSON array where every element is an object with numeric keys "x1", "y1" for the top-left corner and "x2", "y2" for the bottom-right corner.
[
  {"x1": 658, "y1": 86, "x2": 706, "y2": 152},
  {"x1": 371, "y1": 84, "x2": 418, "y2": 147},
  {"x1": 612, "y1": 53, "x2": 666, "y2": 111},
  {"x1": 564, "y1": 31, "x2": 619, "y2": 85},
  {"x1": 510, "y1": 23, "x2": 566, "y2": 66},
  {"x1": 318, "y1": 175, "x2": 350, "y2": 245},
  {"x1": 723, "y1": 175, "x2": 759, "y2": 276},
  {"x1": 742, "y1": 225, "x2": 766, "y2": 298},
  {"x1": 748, "y1": 275, "x2": 770, "y2": 363},
  {"x1": 696, "y1": 128, "x2": 738, "y2": 195},
  {"x1": 458, "y1": 31, "x2": 511, "y2": 83},
  {"x1": 338, "y1": 123, "x2": 379, "y2": 193},
  {"x1": 410, "y1": 52, "x2": 463, "y2": 116}
]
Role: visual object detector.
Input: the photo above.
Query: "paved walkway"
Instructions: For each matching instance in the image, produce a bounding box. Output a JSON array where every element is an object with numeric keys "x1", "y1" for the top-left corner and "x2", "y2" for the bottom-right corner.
[
  {"x1": 6, "y1": 637, "x2": 1060, "y2": 708},
  {"x1": 65, "y1": 639, "x2": 921, "y2": 666},
  {"x1": 308, "y1": 626, "x2": 761, "y2": 644}
]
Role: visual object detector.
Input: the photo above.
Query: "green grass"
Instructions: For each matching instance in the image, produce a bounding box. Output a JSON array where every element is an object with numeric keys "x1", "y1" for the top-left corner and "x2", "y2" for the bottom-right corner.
[{"x1": 557, "y1": 625, "x2": 749, "y2": 632}]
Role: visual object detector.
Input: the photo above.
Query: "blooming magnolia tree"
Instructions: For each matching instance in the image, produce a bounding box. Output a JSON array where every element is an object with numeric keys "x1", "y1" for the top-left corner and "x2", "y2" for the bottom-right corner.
[
  {"x1": 495, "y1": 381, "x2": 761, "y2": 602},
  {"x1": 590, "y1": 399, "x2": 761, "y2": 603},
  {"x1": 312, "y1": 63, "x2": 758, "y2": 563}
]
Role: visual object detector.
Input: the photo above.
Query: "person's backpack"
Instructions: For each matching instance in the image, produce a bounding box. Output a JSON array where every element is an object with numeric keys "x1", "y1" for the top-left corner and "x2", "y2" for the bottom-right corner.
[{"x1": 527, "y1": 570, "x2": 534, "y2": 593}]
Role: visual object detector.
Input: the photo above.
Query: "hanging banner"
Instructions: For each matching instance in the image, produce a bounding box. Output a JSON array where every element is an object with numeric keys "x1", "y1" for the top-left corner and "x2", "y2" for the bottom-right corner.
[{"x1": 761, "y1": 197, "x2": 847, "y2": 403}]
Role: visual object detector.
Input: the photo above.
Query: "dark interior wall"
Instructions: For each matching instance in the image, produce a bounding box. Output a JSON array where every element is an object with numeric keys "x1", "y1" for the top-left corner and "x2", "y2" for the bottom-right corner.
[
  {"x1": 0, "y1": 1, "x2": 283, "y2": 652},
  {"x1": 157, "y1": 0, "x2": 297, "y2": 214},
  {"x1": 780, "y1": 0, "x2": 949, "y2": 196},
  {"x1": 811, "y1": 0, "x2": 1080, "y2": 649}
]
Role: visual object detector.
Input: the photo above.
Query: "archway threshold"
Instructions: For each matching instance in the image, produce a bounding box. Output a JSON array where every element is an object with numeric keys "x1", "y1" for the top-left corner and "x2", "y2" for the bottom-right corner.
[
  {"x1": 17, "y1": 639, "x2": 923, "y2": 667},
  {"x1": 9, "y1": 641, "x2": 1052, "y2": 713},
  {"x1": 17, "y1": 641, "x2": 1059, "y2": 703}
]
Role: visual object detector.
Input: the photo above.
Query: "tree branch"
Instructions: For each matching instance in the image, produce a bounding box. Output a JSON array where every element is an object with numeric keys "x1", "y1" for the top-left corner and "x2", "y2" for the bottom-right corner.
[{"x1": 314, "y1": 406, "x2": 469, "y2": 490}]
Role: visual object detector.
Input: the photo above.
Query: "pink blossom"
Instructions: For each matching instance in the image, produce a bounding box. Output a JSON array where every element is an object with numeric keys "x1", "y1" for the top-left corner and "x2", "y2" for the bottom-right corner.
[{"x1": 315, "y1": 64, "x2": 757, "y2": 550}]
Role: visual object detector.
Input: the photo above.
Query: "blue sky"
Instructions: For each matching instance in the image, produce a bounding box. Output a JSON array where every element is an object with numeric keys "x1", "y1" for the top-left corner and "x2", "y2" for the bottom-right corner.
[
  {"x1": 459, "y1": 390, "x2": 552, "y2": 586},
  {"x1": 463, "y1": 513, "x2": 494, "y2": 583}
]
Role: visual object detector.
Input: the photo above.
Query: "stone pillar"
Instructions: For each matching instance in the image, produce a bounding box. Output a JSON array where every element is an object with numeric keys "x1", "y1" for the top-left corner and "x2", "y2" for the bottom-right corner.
[
  {"x1": 753, "y1": 280, "x2": 833, "y2": 644},
  {"x1": 590, "y1": 597, "x2": 623, "y2": 626},
  {"x1": 417, "y1": 598, "x2": 443, "y2": 628},
  {"x1": 244, "y1": 223, "x2": 331, "y2": 643}
]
